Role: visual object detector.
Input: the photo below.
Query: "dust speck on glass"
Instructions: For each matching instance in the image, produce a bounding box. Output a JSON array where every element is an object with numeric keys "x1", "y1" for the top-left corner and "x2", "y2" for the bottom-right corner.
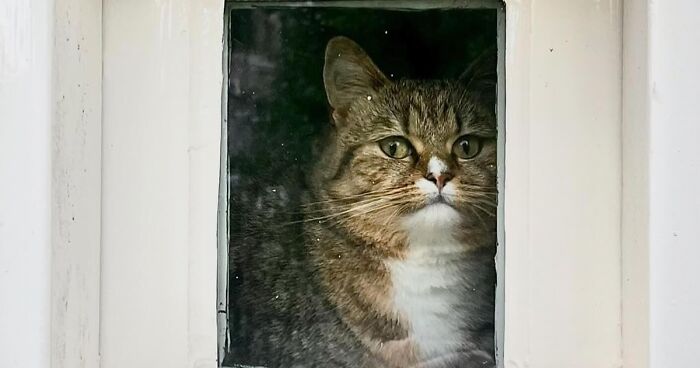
[{"x1": 222, "y1": 2, "x2": 501, "y2": 367}]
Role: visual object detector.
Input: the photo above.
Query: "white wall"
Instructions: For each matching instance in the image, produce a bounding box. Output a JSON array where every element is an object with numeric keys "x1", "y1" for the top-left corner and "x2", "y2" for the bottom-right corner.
[
  {"x1": 0, "y1": 1, "x2": 54, "y2": 368},
  {"x1": 649, "y1": 1, "x2": 700, "y2": 367}
]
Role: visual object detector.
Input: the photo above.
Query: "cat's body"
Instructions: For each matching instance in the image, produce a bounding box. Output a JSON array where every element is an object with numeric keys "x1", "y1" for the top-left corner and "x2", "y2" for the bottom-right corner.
[{"x1": 226, "y1": 37, "x2": 496, "y2": 368}]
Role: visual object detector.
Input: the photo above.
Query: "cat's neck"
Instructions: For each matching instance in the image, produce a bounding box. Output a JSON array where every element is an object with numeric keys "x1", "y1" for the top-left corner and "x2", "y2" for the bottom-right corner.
[{"x1": 388, "y1": 204, "x2": 473, "y2": 360}]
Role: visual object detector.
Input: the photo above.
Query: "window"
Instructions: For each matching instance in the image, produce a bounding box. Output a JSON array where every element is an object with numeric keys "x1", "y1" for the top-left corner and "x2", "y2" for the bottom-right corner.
[
  {"x1": 218, "y1": 2, "x2": 505, "y2": 367},
  {"x1": 45, "y1": 1, "x2": 629, "y2": 367}
]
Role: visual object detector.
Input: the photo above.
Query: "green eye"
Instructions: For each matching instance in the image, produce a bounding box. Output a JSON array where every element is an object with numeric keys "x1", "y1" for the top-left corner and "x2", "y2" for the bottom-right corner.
[
  {"x1": 379, "y1": 136, "x2": 412, "y2": 159},
  {"x1": 452, "y1": 135, "x2": 482, "y2": 159}
]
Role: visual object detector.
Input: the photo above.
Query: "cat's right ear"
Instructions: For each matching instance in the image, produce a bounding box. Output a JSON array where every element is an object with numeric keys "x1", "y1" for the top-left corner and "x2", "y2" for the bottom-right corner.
[
  {"x1": 323, "y1": 36, "x2": 389, "y2": 123},
  {"x1": 459, "y1": 47, "x2": 497, "y2": 108}
]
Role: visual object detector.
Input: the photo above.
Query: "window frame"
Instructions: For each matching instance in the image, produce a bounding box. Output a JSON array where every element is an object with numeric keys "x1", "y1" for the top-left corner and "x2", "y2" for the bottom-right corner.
[{"x1": 48, "y1": 1, "x2": 641, "y2": 367}]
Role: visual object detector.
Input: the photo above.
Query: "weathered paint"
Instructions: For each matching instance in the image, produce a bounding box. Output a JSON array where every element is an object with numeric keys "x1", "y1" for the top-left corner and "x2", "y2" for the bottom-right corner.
[{"x1": 50, "y1": 0, "x2": 103, "y2": 368}]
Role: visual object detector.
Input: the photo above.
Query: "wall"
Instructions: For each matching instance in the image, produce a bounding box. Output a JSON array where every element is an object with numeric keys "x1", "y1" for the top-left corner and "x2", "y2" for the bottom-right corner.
[
  {"x1": 0, "y1": 1, "x2": 54, "y2": 368},
  {"x1": 648, "y1": 1, "x2": 700, "y2": 367}
]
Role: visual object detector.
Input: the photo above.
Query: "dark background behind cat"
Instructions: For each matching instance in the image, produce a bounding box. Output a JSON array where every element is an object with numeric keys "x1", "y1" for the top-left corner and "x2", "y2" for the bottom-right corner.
[{"x1": 225, "y1": 7, "x2": 497, "y2": 367}]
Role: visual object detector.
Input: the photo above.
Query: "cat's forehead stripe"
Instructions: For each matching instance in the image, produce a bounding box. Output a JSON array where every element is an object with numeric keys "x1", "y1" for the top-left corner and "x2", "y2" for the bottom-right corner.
[{"x1": 405, "y1": 89, "x2": 459, "y2": 141}]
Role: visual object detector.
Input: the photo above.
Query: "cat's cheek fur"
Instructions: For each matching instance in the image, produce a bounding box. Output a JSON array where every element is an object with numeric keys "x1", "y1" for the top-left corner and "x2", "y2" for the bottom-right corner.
[
  {"x1": 440, "y1": 183, "x2": 458, "y2": 204},
  {"x1": 415, "y1": 178, "x2": 439, "y2": 199}
]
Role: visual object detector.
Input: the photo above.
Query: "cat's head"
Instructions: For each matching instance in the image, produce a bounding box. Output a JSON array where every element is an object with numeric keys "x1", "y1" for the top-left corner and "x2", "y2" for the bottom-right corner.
[{"x1": 312, "y1": 36, "x2": 497, "y2": 241}]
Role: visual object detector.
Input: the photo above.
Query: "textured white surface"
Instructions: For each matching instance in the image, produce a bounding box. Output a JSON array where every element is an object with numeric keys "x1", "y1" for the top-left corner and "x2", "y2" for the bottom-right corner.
[
  {"x1": 50, "y1": 0, "x2": 103, "y2": 367},
  {"x1": 622, "y1": 1, "x2": 650, "y2": 367},
  {"x1": 101, "y1": 1, "x2": 223, "y2": 367},
  {"x1": 98, "y1": 1, "x2": 626, "y2": 367},
  {"x1": 503, "y1": 1, "x2": 623, "y2": 367},
  {"x1": 648, "y1": 1, "x2": 700, "y2": 367},
  {"x1": 7, "y1": 1, "x2": 689, "y2": 367},
  {"x1": 0, "y1": 1, "x2": 53, "y2": 368}
]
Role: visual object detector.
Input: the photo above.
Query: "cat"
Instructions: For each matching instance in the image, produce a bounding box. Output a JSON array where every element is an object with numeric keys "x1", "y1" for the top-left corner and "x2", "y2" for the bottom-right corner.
[{"x1": 225, "y1": 36, "x2": 497, "y2": 368}]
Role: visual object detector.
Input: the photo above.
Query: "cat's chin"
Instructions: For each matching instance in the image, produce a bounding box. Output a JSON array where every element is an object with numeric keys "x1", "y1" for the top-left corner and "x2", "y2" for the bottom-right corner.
[{"x1": 402, "y1": 202, "x2": 462, "y2": 230}]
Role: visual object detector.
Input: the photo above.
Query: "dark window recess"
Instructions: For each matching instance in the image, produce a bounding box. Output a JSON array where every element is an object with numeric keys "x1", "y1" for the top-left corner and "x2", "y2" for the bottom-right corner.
[{"x1": 221, "y1": 3, "x2": 500, "y2": 367}]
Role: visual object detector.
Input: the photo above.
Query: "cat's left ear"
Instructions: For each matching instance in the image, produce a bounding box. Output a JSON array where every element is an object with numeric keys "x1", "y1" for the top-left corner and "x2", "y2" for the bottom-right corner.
[
  {"x1": 324, "y1": 36, "x2": 389, "y2": 122},
  {"x1": 459, "y1": 47, "x2": 497, "y2": 107}
]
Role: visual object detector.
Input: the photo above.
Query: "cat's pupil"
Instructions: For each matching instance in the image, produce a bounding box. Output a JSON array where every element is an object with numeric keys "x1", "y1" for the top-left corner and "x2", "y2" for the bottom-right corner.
[
  {"x1": 389, "y1": 142, "x2": 398, "y2": 156},
  {"x1": 460, "y1": 141, "x2": 470, "y2": 154}
]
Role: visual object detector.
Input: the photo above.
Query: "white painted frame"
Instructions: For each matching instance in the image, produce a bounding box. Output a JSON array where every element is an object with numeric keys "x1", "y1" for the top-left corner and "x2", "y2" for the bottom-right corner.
[
  {"x1": 38, "y1": 1, "x2": 657, "y2": 368},
  {"x1": 502, "y1": 1, "x2": 623, "y2": 367},
  {"x1": 51, "y1": 1, "x2": 103, "y2": 367},
  {"x1": 622, "y1": 2, "x2": 649, "y2": 367},
  {"x1": 99, "y1": 1, "x2": 224, "y2": 367}
]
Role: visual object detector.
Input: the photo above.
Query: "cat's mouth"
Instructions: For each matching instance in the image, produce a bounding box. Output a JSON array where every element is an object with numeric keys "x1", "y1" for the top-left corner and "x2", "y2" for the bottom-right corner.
[
  {"x1": 404, "y1": 195, "x2": 462, "y2": 228},
  {"x1": 424, "y1": 194, "x2": 454, "y2": 208}
]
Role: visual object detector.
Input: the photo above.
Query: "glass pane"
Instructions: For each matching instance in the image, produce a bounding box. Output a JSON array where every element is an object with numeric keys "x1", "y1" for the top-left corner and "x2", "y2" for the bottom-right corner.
[{"x1": 224, "y1": 4, "x2": 499, "y2": 367}]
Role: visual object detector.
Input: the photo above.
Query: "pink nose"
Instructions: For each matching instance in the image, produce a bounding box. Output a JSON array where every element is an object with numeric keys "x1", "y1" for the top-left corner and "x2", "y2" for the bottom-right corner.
[{"x1": 425, "y1": 172, "x2": 454, "y2": 191}]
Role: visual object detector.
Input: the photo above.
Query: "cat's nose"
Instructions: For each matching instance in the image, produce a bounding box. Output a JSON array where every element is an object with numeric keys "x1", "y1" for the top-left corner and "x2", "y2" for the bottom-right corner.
[{"x1": 425, "y1": 172, "x2": 453, "y2": 191}]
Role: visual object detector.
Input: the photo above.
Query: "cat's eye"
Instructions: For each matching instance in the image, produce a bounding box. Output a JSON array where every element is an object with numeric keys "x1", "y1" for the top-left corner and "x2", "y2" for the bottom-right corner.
[
  {"x1": 452, "y1": 135, "x2": 483, "y2": 159},
  {"x1": 379, "y1": 137, "x2": 412, "y2": 159}
]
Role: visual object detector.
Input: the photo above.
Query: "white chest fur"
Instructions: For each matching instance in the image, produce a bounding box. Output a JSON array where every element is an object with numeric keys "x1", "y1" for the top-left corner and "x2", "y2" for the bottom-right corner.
[{"x1": 388, "y1": 204, "x2": 469, "y2": 359}]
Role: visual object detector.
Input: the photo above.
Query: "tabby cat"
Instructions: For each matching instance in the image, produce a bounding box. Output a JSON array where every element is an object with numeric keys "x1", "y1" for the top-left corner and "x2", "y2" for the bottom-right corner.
[{"x1": 226, "y1": 36, "x2": 497, "y2": 368}]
